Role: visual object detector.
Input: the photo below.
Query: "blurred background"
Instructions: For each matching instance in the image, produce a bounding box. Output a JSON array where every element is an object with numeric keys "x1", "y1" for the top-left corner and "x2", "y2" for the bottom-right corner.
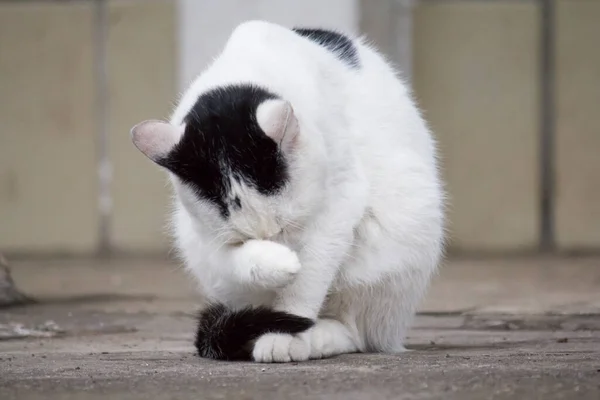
[{"x1": 0, "y1": 0, "x2": 598, "y2": 258}]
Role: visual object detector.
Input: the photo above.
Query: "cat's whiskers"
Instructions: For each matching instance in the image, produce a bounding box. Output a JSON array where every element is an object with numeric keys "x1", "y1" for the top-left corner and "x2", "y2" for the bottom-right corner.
[
  {"x1": 204, "y1": 226, "x2": 229, "y2": 248},
  {"x1": 208, "y1": 239, "x2": 230, "y2": 261},
  {"x1": 279, "y1": 217, "x2": 305, "y2": 233},
  {"x1": 204, "y1": 228, "x2": 233, "y2": 260}
]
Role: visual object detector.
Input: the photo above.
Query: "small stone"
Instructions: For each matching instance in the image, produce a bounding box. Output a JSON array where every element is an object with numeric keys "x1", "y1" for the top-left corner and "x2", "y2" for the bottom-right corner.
[
  {"x1": 556, "y1": 338, "x2": 568, "y2": 343},
  {"x1": 0, "y1": 253, "x2": 33, "y2": 307}
]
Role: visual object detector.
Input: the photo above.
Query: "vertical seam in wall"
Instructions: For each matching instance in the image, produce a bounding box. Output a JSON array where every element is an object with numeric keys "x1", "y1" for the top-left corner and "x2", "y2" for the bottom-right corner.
[
  {"x1": 394, "y1": 0, "x2": 416, "y2": 83},
  {"x1": 539, "y1": 0, "x2": 556, "y2": 251},
  {"x1": 93, "y1": 0, "x2": 112, "y2": 255},
  {"x1": 176, "y1": 0, "x2": 188, "y2": 92}
]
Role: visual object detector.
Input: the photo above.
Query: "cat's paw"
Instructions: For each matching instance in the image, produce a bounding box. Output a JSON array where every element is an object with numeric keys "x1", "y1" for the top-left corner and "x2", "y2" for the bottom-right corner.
[
  {"x1": 238, "y1": 240, "x2": 301, "y2": 288},
  {"x1": 252, "y1": 333, "x2": 310, "y2": 363}
]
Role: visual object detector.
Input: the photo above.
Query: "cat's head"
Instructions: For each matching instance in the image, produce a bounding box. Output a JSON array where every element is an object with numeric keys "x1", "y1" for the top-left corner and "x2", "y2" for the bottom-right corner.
[{"x1": 130, "y1": 84, "x2": 325, "y2": 244}]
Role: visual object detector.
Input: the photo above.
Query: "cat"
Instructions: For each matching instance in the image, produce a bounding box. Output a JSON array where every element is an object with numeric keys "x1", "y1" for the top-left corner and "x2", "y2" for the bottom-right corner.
[{"x1": 130, "y1": 20, "x2": 445, "y2": 363}]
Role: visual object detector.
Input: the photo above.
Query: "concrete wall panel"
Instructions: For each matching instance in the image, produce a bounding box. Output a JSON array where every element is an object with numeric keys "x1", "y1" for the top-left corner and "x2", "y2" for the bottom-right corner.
[
  {"x1": 0, "y1": 3, "x2": 97, "y2": 253},
  {"x1": 413, "y1": 2, "x2": 540, "y2": 252},
  {"x1": 107, "y1": 0, "x2": 176, "y2": 253},
  {"x1": 555, "y1": 0, "x2": 600, "y2": 250}
]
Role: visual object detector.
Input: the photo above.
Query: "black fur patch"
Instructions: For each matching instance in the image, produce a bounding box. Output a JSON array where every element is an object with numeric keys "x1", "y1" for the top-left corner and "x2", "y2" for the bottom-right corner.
[
  {"x1": 293, "y1": 27, "x2": 360, "y2": 68},
  {"x1": 158, "y1": 84, "x2": 289, "y2": 218},
  {"x1": 195, "y1": 303, "x2": 315, "y2": 361}
]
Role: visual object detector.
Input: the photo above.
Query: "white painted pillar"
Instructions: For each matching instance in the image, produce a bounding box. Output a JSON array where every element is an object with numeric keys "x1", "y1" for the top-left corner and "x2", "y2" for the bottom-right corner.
[{"x1": 177, "y1": 0, "x2": 360, "y2": 90}]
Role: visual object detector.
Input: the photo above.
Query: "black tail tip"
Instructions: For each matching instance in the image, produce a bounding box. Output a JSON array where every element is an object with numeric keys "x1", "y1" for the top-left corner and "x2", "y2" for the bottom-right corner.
[{"x1": 195, "y1": 303, "x2": 314, "y2": 361}]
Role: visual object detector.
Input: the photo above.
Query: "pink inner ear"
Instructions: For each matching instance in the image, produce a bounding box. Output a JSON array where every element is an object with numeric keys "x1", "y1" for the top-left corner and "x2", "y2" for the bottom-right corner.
[
  {"x1": 130, "y1": 120, "x2": 182, "y2": 161},
  {"x1": 256, "y1": 99, "x2": 299, "y2": 149}
]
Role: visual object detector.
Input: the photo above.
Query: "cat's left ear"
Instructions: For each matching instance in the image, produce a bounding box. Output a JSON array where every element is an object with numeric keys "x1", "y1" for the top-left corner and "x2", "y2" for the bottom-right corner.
[
  {"x1": 130, "y1": 120, "x2": 183, "y2": 163},
  {"x1": 256, "y1": 99, "x2": 299, "y2": 153}
]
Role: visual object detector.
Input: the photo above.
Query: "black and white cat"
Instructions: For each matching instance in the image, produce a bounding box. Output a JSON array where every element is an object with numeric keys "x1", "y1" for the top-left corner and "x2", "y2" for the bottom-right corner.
[{"x1": 131, "y1": 21, "x2": 445, "y2": 363}]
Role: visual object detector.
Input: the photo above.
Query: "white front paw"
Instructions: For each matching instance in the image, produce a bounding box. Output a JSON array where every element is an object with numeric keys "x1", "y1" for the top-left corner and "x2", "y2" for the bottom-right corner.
[
  {"x1": 252, "y1": 333, "x2": 310, "y2": 363},
  {"x1": 239, "y1": 240, "x2": 301, "y2": 288}
]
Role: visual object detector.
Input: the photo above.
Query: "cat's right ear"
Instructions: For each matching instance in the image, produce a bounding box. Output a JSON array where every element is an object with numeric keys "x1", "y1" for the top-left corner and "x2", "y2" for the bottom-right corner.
[
  {"x1": 130, "y1": 120, "x2": 183, "y2": 162},
  {"x1": 256, "y1": 99, "x2": 299, "y2": 154}
]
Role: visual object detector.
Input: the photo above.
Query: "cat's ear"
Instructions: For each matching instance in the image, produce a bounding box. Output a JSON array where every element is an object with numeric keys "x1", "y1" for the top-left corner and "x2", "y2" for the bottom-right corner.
[
  {"x1": 130, "y1": 120, "x2": 183, "y2": 162},
  {"x1": 256, "y1": 99, "x2": 299, "y2": 152}
]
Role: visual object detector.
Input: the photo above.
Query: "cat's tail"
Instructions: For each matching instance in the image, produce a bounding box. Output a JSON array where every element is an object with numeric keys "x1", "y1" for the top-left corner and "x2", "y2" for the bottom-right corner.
[{"x1": 194, "y1": 303, "x2": 314, "y2": 361}]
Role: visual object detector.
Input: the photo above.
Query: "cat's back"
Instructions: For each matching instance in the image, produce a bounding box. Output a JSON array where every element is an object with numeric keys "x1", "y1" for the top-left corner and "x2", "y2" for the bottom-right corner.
[
  {"x1": 173, "y1": 21, "x2": 432, "y2": 159},
  {"x1": 221, "y1": 22, "x2": 417, "y2": 144},
  {"x1": 171, "y1": 21, "x2": 339, "y2": 125},
  {"x1": 344, "y1": 38, "x2": 437, "y2": 163}
]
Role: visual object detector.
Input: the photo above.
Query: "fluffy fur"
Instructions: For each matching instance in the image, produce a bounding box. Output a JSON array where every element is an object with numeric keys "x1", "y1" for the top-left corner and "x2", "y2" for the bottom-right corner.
[{"x1": 131, "y1": 21, "x2": 445, "y2": 363}]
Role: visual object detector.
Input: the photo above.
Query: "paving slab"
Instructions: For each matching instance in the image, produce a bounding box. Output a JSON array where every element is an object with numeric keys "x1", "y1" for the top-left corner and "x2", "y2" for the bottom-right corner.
[{"x1": 1, "y1": 256, "x2": 599, "y2": 399}]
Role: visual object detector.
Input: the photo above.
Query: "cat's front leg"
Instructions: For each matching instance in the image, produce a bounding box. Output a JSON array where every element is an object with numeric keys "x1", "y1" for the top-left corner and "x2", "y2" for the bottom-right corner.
[
  {"x1": 252, "y1": 318, "x2": 360, "y2": 362},
  {"x1": 250, "y1": 171, "x2": 367, "y2": 363},
  {"x1": 230, "y1": 239, "x2": 301, "y2": 289},
  {"x1": 252, "y1": 224, "x2": 356, "y2": 362}
]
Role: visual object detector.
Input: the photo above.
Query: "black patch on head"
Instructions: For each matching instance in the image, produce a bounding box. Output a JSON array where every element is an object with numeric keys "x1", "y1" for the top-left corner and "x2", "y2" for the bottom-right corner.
[
  {"x1": 195, "y1": 303, "x2": 315, "y2": 361},
  {"x1": 293, "y1": 27, "x2": 360, "y2": 69},
  {"x1": 158, "y1": 84, "x2": 289, "y2": 218}
]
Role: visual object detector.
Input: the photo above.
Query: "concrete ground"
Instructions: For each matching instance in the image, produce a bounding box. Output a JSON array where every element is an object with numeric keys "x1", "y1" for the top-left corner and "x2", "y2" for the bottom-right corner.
[{"x1": 1, "y1": 256, "x2": 600, "y2": 399}]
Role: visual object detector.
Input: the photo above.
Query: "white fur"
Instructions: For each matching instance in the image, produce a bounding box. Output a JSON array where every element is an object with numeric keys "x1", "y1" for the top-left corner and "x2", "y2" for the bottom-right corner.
[{"x1": 167, "y1": 21, "x2": 445, "y2": 362}]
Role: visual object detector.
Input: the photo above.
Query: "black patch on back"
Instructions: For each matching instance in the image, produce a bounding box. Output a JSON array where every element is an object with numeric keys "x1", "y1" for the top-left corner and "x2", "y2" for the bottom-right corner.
[
  {"x1": 293, "y1": 27, "x2": 360, "y2": 69},
  {"x1": 195, "y1": 303, "x2": 315, "y2": 361},
  {"x1": 157, "y1": 84, "x2": 289, "y2": 218}
]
